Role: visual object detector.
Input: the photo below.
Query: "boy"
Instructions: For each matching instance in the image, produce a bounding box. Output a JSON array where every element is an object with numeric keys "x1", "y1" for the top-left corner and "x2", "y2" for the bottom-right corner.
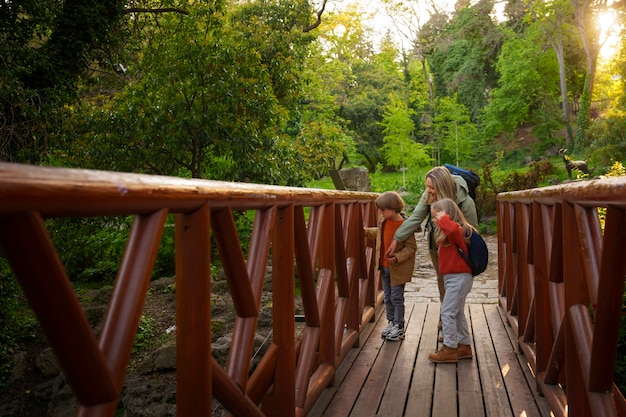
[{"x1": 364, "y1": 191, "x2": 417, "y2": 341}]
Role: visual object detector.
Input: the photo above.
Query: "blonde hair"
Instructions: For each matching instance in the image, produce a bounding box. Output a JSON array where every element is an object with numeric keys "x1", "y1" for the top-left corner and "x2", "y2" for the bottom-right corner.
[
  {"x1": 376, "y1": 191, "x2": 405, "y2": 213},
  {"x1": 426, "y1": 166, "x2": 457, "y2": 202},
  {"x1": 431, "y1": 198, "x2": 475, "y2": 247}
]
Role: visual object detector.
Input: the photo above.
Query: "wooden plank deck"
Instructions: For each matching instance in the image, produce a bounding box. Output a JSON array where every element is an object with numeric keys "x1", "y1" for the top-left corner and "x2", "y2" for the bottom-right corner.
[{"x1": 309, "y1": 302, "x2": 553, "y2": 417}]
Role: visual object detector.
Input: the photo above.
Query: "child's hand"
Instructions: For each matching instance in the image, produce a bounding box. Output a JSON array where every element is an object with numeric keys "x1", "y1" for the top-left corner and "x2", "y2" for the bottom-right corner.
[
  {"x1": 385, "y1": 240, "x2": 398, "y2": 258},
  {"x1": 386, "y1": 254, "x2": 397, "y2": 264}
]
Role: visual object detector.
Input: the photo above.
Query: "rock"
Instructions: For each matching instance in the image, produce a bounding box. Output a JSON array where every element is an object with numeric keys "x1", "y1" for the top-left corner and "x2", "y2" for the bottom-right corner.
[
  {"x1": 47, "y1": 375, "x2": 77, "y2": 417},
  {"x1": 212, "y1": 335, "x2": 232, "y2": 354},
  {"x1": 36, "y1": 348, "x2": 61, "y2": 377},
  {"x1": 9, "y1": 351, "x2": 28, "y2": 383},
  {"x1": 121, "y1": 374, "x2": 176, "y2": 417},
  {"x1": 136, "y1": 343, "x2": 176, "y2": 374},
  {"x1": 339, "y1": 168, "x2": 371, "y2": 191}
]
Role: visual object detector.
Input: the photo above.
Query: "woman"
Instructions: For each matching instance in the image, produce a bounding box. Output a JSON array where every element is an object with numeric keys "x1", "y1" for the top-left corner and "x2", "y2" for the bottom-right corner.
[
  {"x1": 428, "y1": 198, "x2": 476, "y2": 363},
  {"x1": 385, "y1": 166, "x2": 478, "y2": 307}
]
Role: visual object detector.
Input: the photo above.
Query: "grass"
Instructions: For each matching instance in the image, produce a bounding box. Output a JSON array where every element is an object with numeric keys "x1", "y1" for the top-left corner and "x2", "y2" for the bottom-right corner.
[{"x1": 307, "y1": 169, "x2": 428, "y2": 209}]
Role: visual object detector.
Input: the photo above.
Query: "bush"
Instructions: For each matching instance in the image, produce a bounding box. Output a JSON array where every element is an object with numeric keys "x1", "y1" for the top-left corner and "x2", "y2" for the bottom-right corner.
[
  {"x1": 47, "y1": 215, "x2": 177, "y2": 284},
  {"x1": 586, "y1": 115, "x2": 626, "y2": 171},
  {"x1": 588, "y1": 144, "x2": 625, "y2": 173},
  {"x1": 478, "y1": 157, "x2": 556, "y2": 219},
  {"x1": 47, "y1": 217, "x2": 131, "y2": 284},
  {"x1": 0, "y1": 257, "x2": 20, "y2": 390}
]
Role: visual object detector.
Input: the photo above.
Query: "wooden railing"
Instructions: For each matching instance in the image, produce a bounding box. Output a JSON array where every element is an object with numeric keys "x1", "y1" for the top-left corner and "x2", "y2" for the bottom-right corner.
[
  {"x1": 0, "y1": 163, "x2": 382, "y2": 417},
  {"x1": 497, "y1": 178, "x2": 626, "y2": 417}
]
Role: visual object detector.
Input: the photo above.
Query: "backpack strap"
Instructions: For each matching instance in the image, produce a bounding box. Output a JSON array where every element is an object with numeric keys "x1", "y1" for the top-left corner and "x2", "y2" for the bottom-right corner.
[
  {"x1": 455, "y1": 243, "x2": 471, "y2": 267},
  {"x1": 426, "y1": 209, "x2": 437, "y2": 251}
]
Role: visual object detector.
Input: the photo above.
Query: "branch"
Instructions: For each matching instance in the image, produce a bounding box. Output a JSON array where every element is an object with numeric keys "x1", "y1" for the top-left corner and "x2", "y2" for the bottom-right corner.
[
  {"x1": 124, "y1": 7, "x2": 189, "y2": 15},
  {"x1": 303, "y1": 0, "x2": 327, "y2": 32}
]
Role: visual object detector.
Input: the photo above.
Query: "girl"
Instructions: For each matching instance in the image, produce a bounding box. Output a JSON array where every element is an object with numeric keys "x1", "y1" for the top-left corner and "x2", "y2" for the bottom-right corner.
[{"x1": 428, "y1": 198, "x2": 474, "y2": 363}]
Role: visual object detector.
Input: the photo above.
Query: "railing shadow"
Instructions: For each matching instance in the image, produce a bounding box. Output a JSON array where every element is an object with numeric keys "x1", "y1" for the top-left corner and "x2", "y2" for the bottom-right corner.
[
  {"x1": 497, "y1": 177, "x2": 626, "y2": 417},
  {"x1": 0, "y1": 163, "x2": 382, "y2": 417}
]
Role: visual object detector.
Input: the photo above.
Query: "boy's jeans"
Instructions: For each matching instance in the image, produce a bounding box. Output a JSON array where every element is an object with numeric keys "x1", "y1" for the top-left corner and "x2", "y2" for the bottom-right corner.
[{"x1": 381, "y1": 266, "x2": 405, "y2": 327}]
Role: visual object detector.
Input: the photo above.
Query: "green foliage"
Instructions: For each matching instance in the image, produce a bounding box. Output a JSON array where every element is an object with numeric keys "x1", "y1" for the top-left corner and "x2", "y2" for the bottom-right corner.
[
  {"x1": 483, "y1": 158, "x2": 557, "y2": 193},
  {"x1": 132, "y1": 315, "x2": 155, "y2": 355},
  {"x1": 479, "y1": 155, "x2": 556, "y2": 217},
  {"x1": 405, "y1": 58, "x2": 435, "y2": 144},
  {"x1": 283, "y1": 122, "x2": 354, "y2": 184},
  {"x1": 0, "y1": 258, "x2": 40, "y2": 392},
  {"x1": 371, "y1": 170, "x2": 424, "y2": 192},
  {"x1": 0, "y1": 257, "x2": 20, "y2": 389},
  {"x1": 576, "y1": 79, "x2": 592, "y2": 146},
  {"x1": 298, "y1": 36, "x2": 357, "y2": 177},
  {"x1": 317, "y1": 13, "x2": 408, "y2": 171},
  {"x1": 433, "y1": 95, "x2": 481, "y2": 164},
  {"x1": 154, "y1": 216, "x2": 176, "y2": 280},
  {"x1": 379, "y1": 95, "x2": 430, "y2": 170},
  {"x1": 47, "y1": 217, "x2": 131, "y2": 283},
  {"x1": 481, "y1": 28, "x2": 560, "y2": 138},
  {"x1": 586, "y1": 115, "x2": 626, "y2": 170},
  {"x1": 66, "y1": 0, "x2": 318, "y2": 186},
  {"x1": 0, "y1": 0, "x2": 127, "y2": 163},
  {"x1": 428, "y1": 0, "x2": 504, "y2": 121},
  {"x1": 46, "y1": 215, "x2": 176, "y2": 284}
]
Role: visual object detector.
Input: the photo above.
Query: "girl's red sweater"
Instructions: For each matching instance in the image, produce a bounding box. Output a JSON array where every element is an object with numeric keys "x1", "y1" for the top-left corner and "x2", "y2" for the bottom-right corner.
[{"x1": 437, "y1": 215, "x2": 472, "y2": 275}]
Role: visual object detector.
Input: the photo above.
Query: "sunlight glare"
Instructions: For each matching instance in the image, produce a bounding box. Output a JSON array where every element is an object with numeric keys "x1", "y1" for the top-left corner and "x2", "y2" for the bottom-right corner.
[
  {"x1": 501, "y1": 363, "x2": 510, "y2": 377},
  {"x1": 598, "y1": 8, "x2": 620, "y2": 60},
  {"x1": 599, "y1": 10, "x2": 615, "y2": 28}
]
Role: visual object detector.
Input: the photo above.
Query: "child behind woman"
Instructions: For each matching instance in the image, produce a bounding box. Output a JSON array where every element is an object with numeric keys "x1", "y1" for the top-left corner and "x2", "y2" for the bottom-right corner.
[
  {"x1": 364, "y1": 191, "x2": 417, "y2": 341},
  {"x1": 428, "y1": 198, "x2": 475, "y2": 363}
]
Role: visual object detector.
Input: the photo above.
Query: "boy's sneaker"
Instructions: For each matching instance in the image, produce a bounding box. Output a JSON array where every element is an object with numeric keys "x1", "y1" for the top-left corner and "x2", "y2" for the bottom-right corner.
[
  {"x1": 385, "y1": 324, "x2": 405, "y2": 341},
  {"x1": 381, "y1": 321, "x2": 394, "y2": 338}
]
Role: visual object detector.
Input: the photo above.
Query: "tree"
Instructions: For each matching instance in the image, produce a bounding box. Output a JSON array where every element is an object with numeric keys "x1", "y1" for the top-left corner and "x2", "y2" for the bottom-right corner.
[
  {"x1": 0, "y1": 0, "x2": 128, "y2": 163},
  {"x1": 572, "y1": 0, "x2": 615, "y2": 102},
  {"x1": 428, "y1": 0, "x2": 504, "y2": 121},
  {"x1": 68, "y1": 0, "x2": 318, "y2": 185},
  {"x1": 571, "y1": 0, "x2": 619, "y2": 144},
  {"x1": 379, "y1": 95, "x2": 430, "y2": 170},
  {"x1": 313, "y1": 6, "x2": 385, "y2": 170},
  {"x1": 405, "y1": 55, "x2": 436, "y2": 147},
  {"x1": 529, "y1": 0, "x2": 579, "y2": 145},
  {"x1": 480, "y1": 28, "x2": 561, "y2": 139},
  {"x1": 334, "y1": 32, "x2": 406, "y2": 171},
  {"x1": 296, "y1": 41, "x2": 356, "y2": 173},
  {"x1": 433, "y1": 95, "x2": 480, "y2": 165}
]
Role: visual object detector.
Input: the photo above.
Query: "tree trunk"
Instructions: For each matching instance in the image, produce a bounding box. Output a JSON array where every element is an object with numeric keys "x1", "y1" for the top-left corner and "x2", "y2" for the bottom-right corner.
[
  {"x1": 572, "y1": 0, "x2": 605, "y2": 114},
  {"x1": 552, "y1": 35, "x2": 574, "y2": 146}
]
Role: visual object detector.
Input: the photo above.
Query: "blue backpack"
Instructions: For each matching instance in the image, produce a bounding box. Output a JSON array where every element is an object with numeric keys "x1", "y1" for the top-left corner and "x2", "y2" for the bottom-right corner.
[
  {"x1": 444, "y1": 164, "x2": 480, "y2": 201},
  {"x1": 456, "y1": 231, "x2": 488, "y2": 276}
]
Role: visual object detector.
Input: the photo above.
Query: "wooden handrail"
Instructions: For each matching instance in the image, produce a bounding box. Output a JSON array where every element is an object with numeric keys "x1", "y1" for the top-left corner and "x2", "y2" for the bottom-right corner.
[
  {"x1": 497, "y1": 177, "x2": 626, "y2": 417},
  {"x1": 0, "y1": 163, "x2": 382, "y2": 417}
]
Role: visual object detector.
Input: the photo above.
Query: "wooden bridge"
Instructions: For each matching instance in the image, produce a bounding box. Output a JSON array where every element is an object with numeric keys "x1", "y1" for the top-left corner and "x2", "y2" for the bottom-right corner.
[
  {"x1": 309, "y1": 302, "x2": 553, "y2": 417},
  {"x1": 1, "y1": 163, "x2": 625, "y2": 417}
]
